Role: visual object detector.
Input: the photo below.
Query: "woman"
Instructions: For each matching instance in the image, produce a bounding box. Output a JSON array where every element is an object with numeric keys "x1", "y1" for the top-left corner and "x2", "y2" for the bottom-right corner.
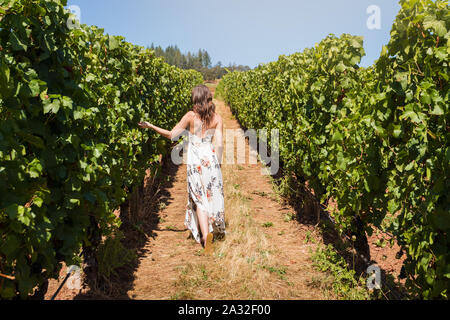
[{"x1": 138, "y1": 85, "x2": 225, "y2": 254}]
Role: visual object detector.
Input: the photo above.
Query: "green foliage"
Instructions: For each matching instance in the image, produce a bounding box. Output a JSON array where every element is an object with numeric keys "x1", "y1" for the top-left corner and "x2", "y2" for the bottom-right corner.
[
  {"x1": 372, "y1": 0, "x2": 449, "y2": 299},
  {"x1": 0, "y1": 0, "x2": 202, "y2": 298},
  {"x1": 283, "y1": 212, "x2": 295, "y2": 222},
  {"x1": 97, "y1": 231, "x2": 135, "y2": 278},
  {"x1": 262, "y1": 222, "x2": 274, "y2": 228},
  {"x1": 218, "y1": 0, "x2": 449, "y2": 299},
  {"x1": 311, "y1": 244, "x2": 371, "y2": 300},
  {"x1": 261, "y1": 265, "x2": 287, "y2": 280}
]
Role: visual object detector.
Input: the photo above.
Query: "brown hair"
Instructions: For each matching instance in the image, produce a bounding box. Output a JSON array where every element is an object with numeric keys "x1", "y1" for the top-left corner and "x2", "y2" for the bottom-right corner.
[{"x1": 191, "y1": 85, "x2": 215, "y2": 127}]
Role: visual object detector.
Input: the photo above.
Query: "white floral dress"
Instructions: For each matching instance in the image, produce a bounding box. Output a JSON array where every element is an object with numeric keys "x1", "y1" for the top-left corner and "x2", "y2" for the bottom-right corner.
[{"x1": 185, "y1": 132, "x2": 225, "y2": 243}]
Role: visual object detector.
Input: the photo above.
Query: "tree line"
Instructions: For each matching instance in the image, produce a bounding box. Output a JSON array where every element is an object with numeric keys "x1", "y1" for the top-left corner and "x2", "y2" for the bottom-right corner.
[{"x1": 149, "y1": 44, "x2": 251, "y2": 81}]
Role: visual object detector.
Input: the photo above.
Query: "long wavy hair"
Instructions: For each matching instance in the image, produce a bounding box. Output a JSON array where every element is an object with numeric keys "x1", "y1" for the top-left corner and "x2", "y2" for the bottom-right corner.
[{"x1": 191, "y1": 85, "x2": 215, "y2": 127}]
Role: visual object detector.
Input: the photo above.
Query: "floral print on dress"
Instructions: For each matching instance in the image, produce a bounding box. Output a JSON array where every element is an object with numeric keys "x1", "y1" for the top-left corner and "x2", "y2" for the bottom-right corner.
[{"x1": 185, "y1": 132, "x2": 226, "y2": 243}]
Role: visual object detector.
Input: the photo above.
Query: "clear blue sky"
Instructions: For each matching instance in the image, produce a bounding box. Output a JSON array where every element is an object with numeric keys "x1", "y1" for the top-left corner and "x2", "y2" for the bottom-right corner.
[{"x1": 66, "y1": 0, "x2": 401, "y2": 68}]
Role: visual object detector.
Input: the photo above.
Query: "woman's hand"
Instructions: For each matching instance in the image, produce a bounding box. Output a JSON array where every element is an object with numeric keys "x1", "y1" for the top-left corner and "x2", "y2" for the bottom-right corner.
[{"x1": 138, "y1": 121, "x2": 152, "y2": 129}]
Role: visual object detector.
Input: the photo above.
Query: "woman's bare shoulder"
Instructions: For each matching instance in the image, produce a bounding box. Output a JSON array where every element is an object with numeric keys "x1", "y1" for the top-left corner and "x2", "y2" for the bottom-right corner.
[
  {"x1": 182, "y1": 111, "x2": 195, "y2": 123},
  {"x1": 186, "y1": 111, "x2": 196, "y2": 118}
]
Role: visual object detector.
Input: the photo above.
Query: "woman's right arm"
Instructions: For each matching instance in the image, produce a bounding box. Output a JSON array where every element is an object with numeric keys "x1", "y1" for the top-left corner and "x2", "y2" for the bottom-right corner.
[
  {"x1": 138, "y1": 122, "x2": 172, "y2": 139},
  {"x1": 138, "y1": 112, "x2": 192, "y2": 141}
]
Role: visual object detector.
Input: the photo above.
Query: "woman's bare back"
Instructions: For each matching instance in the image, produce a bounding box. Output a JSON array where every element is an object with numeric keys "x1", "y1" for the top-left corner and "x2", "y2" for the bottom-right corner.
[{"x1": 188, "y1": 111, "x2": 222, "y2": 139}]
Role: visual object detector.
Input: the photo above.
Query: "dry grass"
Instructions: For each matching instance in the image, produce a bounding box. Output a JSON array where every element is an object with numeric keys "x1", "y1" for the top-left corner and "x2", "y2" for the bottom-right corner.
[{"x1": 171, "y1": 168, "x2": 293, "y2": 299}]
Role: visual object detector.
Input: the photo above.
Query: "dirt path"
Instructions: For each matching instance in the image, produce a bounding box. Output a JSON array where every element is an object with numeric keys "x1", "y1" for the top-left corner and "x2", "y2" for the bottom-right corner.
[
  {"x1": 122, "y1": 83, "x2": 328, "y2": 300},
  {"x1": 43, "y1": 83, "x2": 330, "y2": 300}
]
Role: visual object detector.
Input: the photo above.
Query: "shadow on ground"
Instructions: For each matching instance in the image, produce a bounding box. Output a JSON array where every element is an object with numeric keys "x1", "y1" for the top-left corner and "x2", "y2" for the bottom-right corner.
[
  {"x1": 72, "y1": 157, "x2": 182, "y2": 300},
  {"x1": 275, "y1": 175, "x2": 408, "y2": 300}
]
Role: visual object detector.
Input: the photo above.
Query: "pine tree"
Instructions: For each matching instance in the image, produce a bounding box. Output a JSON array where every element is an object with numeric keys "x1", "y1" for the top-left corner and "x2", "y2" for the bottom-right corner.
[{"x1": 148, "y1": 44, "x2": 250, "y2": 79}]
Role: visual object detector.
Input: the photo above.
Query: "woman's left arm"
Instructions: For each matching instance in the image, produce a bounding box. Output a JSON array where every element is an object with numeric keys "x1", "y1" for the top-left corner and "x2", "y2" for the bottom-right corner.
[{"x1": 138, "y1": 112, "x2": 192, "y2": 141}]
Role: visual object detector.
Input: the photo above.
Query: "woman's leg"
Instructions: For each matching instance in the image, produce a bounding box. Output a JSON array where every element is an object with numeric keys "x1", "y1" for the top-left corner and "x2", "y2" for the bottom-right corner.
[{"x1": 196, "y1": 207, "x2": 210, "y2": 245}]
